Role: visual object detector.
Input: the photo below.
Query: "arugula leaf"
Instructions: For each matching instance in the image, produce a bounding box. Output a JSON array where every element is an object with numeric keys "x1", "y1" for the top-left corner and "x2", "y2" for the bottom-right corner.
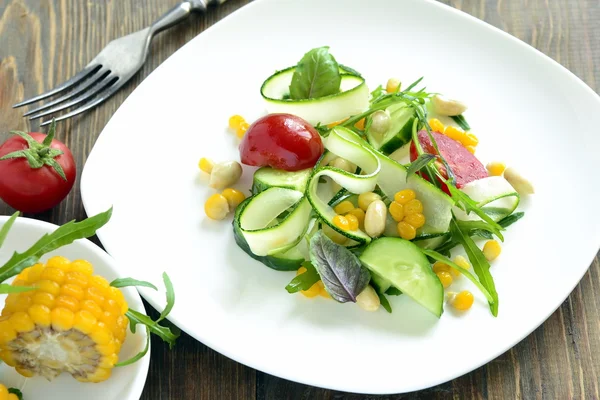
[
  {"x1": 370, "y1": 85, "x2": 385, "y2": 101},
  {"x1": 115, "y1": 326, "x2": 150, "y2": 367},
  {"x1": 0, "y1": 212, "x2": 19, "y2": 249},
  {"x1": 446, "y1": 185, "x2": 504, "y2": 240},
  {"x1": 158, "y1": 272, "x2": 174, "y2": 323},
  {"x1": 289, "y1": 47, "x2": 341, "y2": 100},
  {"x1": 450, "y1": 219, "x2": 499, "y2": 316},
  {"x1": 385, "y1": 287, "x2": 402, "y2": 296},
  {"x1": 456, "y1": 219, "x2": 503, "y2": 241},
  {"x1": 377, "y1": 291, "x2": 392, "y2": 313},
  {"x1": 406, "y1": 153, "x2": 436, "y2": 181},
  {"x1": 285, "y1": 261, "x2": 320, "y2": 293},
  {"x1": 8, "y1": 388, "x2": 23, "y2": 400},
  {"x1": 498, "y1": 212, "x2": 525, "y2": 228},
  {"x1": 451, "y1": 115, "x2": 470, "y2": 131},
  {"x1": 110, "y1": 278, "x2": 158, "y2": 291},
  {"x1": 309, "y1": 231, "x2": 370, "y2": 303},
  {"x1": 0, "y1": 284, "x2": 35, "y2": 294},
  {"x1": 126, "y1": 309, "x2": 179, "y2": 346},
  {"x1": 0, "y1": 208, "x2": 113, "y2": 283}
]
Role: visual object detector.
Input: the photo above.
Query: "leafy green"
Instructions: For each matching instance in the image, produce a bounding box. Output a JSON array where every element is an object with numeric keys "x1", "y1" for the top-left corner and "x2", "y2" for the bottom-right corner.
[
  {"x1": 0, "y1": 212, "x2": 19, "y2": 249},
  {"x1": 450, "y1": 219, "x2": 498, "y2": 316},
  {"x1": 114, "y1": 325, "x2": 151, "y2": 367},
  {"x1": 285, "y1": 261, "x2": 320, "y2": 293},
  {"x1": 385, "y1": 287, "x2": 402, "y2": 296},
  {"x1": 447, "y1": 185, "x2": 504, "y2": 241},
  {"x1": 455, "y1": 219, "x2": 503, "y2": 241},
  {"x1": 0, "y1": 284, "x2": 35, "y2": 294},
  {"x1": 110, "y1": 278, "x2": 158, "y2": 291},
  {"x1": 451, "y1": 115, "x2": 470, "y2": 131},
  {"x1": 126, "y1": 308, "x2": 179, "y2": 346},
  {"x1": 406, "y1": 153, "x2": 436, "y2": 181},
  {"x1": 377, "y1": 291, "x2": 392, "y2": 313},
  {"x1": 339, "y1": 64, "x2": 361, "y2": 77},
  {"x1": 8, "y1": 388, "x2": 23, "y2": 400},
  {"x1": 498, "y1": 211, "x2": 525, "y2": 228},
  {"x1": 309, "y1": 231, "x2": 370, "y2": 303},
  {"x1": 289, "y1": 47, "x2": 341, "y2": 100},
  {"x1": 370, "y1": 85, "x2": 385, "y2": 100},
  {"x1": 158, "y1": 272, "x2": 174, "y2": 323},
  {"x1": 0, "y1": 208, "x2": 113, "y2": 283}
]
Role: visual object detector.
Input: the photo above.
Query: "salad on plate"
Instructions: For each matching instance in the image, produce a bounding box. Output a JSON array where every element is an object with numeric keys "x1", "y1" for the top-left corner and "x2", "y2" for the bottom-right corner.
[{"x1": 198, "y1": 46, "x2": 534, "y2": 318}]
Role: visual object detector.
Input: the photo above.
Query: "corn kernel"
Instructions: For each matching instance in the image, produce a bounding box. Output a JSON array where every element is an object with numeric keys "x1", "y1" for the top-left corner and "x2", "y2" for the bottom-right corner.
[
  {"x1": 334, "y1": 200, "x2": 355, "y2": 215},
  {"x1": 55, "y1": 295, "x2": 80, "y2": 312},
  {"x1": 386, "y1": 78, "x2": 401, "y2": 93},
  {"x1": 444, "y1": 126, "x2": 465, "y2": 142},
  {"x1": 70, "y1": 260, "x2": 94, "y2": 276},
  {"x1": 432, "y1": 261, "x2": 450, "y2": 274},
  {"x1": 228, "y1": 114, "x2": 245, "y2": 130},
  {"x1": 428, "y1": 118, "x2": 445, "y2": 133},
  {"x1": 301, "y1": 281, "x2": 321, "y2": 298},
  {"x1": 73, "y1": 310, "x2": 98, "y2": 335},
  {"x1": 486, "y1": 162, "x2": 506, "y2": 176},
  {"x1": 389, "y1": 201, "x2": 405, "y2": 222},
  {"x1": 46, "y1": 256, "x2": 70, "y2": 270},
  {"x1": 60, "y1": 284, "x2": 85, "y2": 301},
  {"x1": 40, "y1": 267, "x2": 65, "y2": 285},
  {"x1": 222, "y1": 188, "x2": 246, "y2": 209},
  {"x1": 36, "y1": 280, "x2": 60, "y2": 296},
  {"x1": 394, "y1": 189, "x2": 416, "y2": 205},
  {"x1": 236, "y1": 121, "x2": 250, "y2": 138},
  {"x1": 204, "y1": 193, "x2": 230, "y2": 220},
  {"x1": 397, "y1": 221, "x2": 416, "y2": 240},
  {"x1": 354, "y1": 118, "x2": 366, "y2": 130},
  {"x1": 198, "y1": 157, "x2": 214, "y2": 173},
  {"x1": 404, "y1": 212, "x2": 425, "y2": 229},
  {"x1": 463, "y1": 133, "x2": 479, "y2": 147},
  {"x1": 452, "y1": 290, "x2": 474, "y2": 311},
  {"x1": 332, "y1": 215, "x2": 350, "y2": 231},
  {"x1": 436, "y1": 271, "x2": 453, "y2": 289},
  {"x1": 345, "y1": 214, "x2": 359, "y2": 231},
  {"x1": 453, "y1": 255, "x2": 471, "y2": 270},
  {"x1": 51, "y1": 307, "x2": 75, "y2": 331},
  {"x1": 296, "y1": 266, "x2": 307, "y2": 276},
  {"x1": 9, "y1": 312, "x2": 35, "y2": 333},
  {"x1": 466, "y1": 145, "x2": 476, "y2": 154},
  {"x1": 347, "y1": 208, "x2": 365, "y2": 228},
  {"x1": 404, "y1": 199, "x2": 423, "y2": 215},
  {"x1": 358, "y1": 192, "x2": 381, "y2": 211},
  {"x1": 483, "y1": 240, "x2": 502, "y2": 261}
]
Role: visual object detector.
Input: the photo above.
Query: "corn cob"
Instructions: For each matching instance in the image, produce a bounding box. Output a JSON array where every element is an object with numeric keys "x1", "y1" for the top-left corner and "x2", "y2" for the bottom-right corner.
[
  {"x1": 0, "y1": 384, "x2": 20, "y2": 400},
  {"x1": 0, "y1": 256, "x2": 128, "y2": 383}
]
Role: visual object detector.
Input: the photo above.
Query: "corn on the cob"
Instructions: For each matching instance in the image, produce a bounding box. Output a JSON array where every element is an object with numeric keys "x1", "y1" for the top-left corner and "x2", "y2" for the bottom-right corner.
[
  {"x1": 0, "y1": 256, "x2": 128, "y2": 383},
  {"x1": 0, "y1": 384, "x2": 19, "y2": 400}
]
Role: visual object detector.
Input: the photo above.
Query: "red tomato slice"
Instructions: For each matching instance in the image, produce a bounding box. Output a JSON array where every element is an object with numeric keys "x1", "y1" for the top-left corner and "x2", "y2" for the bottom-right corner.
[{"x1": 409, "y1": 130, "x2": 487, "y2": 191}]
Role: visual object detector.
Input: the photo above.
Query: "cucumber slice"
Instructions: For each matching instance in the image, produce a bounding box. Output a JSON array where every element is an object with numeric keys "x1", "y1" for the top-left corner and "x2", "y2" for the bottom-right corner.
[
  {"x1": 261, "y1": 67, "x2": 369, "y2": 125},
  {"x1": 453, "y1": 176, "x2": 520, "y2": 222},
  {"x1": 370, "y1": 270, "x2": 393, "y2": 293},
  {"x1": 252, "y1": 167, "x2": 312, "y2": 194},
  {"x1": 367, "y1": 104, "x2": 416, "y2": 155},
  {"x1": 360, "y1": 237, "x2": 443, "y2": 317}
]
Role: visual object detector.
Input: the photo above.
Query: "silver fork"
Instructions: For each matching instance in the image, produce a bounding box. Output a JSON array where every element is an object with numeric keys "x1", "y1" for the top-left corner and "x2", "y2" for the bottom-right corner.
[{"x1": 13, "y1": 0, "x2": 227, "y2": 126}]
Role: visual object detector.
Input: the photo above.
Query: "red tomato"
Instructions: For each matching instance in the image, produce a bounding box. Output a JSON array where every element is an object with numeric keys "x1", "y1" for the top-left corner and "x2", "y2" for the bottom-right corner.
[
  {"x1": 410, "y1": 130, "x2": 487, "y2": 192},
  {"x1": 0, "y1": 131, "x2": 76, "y2": 213},
  {"x1": 239, "y1": 113, "x2": 324, "y2": 171}
]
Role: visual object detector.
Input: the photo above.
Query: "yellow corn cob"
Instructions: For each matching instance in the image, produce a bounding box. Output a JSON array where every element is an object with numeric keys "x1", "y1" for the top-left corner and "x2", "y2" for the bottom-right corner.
[
  {"x1": 0, "y1": 256, "x2": 128, "y2": 383},
  {"x1": 0, "y1": 383, "x2": 19, "y2": 400}
]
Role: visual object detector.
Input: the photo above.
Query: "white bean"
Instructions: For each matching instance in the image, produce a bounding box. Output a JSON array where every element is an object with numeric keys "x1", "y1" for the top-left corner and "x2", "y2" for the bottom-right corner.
[
  {"x1": 369, "y1": 110, "x2": 391, "y2": 136},
  {"x1": 356, "y1": 285, "x2": 380, "y2": 311},
  {"x1": 209, "y1": 161, "x2": 243, "y2": 189},
  {"x1": 364, "y1": 200, "x2": 387, "y2": 238},
  {"x1": 504, "y1": 167, "x2": 535, "y2": 195},
  {"x1": 431, "y1": 94, "x2": 468, "y2": 116}
]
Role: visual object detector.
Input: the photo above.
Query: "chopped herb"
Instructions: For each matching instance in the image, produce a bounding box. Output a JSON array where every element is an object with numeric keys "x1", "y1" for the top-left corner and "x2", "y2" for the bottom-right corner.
[
  {"x1": 285, "y1": 261, "x2": 320, "y2": 293},
  {"x1": 451, "y1": 114, "x2": 470, "y2": 131}
]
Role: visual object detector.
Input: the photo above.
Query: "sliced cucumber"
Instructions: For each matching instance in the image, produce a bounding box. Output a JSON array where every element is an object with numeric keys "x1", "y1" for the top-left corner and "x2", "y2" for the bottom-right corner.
[
  {"x1": 367, "y1": 104, "x2": 416, "y2": 155},
  {"x1": 453, "y1": 176, "x2": 520, "y2": 222},
  {"x1": 370, "y1": 270, "x2": 393, "y2": 293},
  {"x1": 261, "y1": 67, "x2": 369, "y2": 125},
  {"x1": 360, "y1": 237, "x2": 443, "y2": 317},
  {"x1": 252, "y1": 167, "x2": 312, "y2": 194}
]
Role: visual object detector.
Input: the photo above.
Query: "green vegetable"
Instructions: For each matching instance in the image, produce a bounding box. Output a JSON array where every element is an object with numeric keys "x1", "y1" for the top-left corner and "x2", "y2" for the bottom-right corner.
[
  {"x1": 451, "y1": 114, "x2": 470, "y2": 131},
  {"x1": 0, "y1": 284, "x2": 35, "y2": 294},
  {"x1": 289, "y1": 47, "x2": 341, "y2": 100},
  {"x1": 377, "y1": 291, "x2": 392, "y2": 313},
  {"x1": 8, "y1": 388, "x2": 23, "y2": 400},
  {"x1": 0, "y1": 211, "x2": 19, "y2": 248},
  {"x1": 251, "y1": 167, "x2": 312, "y2": 194},
  {"x1": 385, "y1": 287, "x2": 402, "y2": 296},
  {"x1": 110, "y1": 278, "x2": 158, "y2": 291},
  {"x1": 309, "y1": 231, "x2": 370, "y2": 303},
  {"x1": 285, "y1": 261, "x2": 320, "y2": 293},
  {"x1": 447, "y1": 184, "x2": 504, "y2": 240},
  {"x1": 406, "y1": 153, "x2": 436, "y2": 181},
  {"x1": 0, "y1": 207, "x2": 113, "y2": 283}
]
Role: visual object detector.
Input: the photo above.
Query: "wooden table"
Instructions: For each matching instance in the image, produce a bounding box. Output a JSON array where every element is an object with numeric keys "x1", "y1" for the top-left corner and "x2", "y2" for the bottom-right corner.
[{"x1": 1, "y1": 0, "x2": 599, "y2": 398}]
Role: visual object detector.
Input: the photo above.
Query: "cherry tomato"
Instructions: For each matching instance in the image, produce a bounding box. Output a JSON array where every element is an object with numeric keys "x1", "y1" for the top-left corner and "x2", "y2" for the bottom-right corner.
[
  {"x1": 410, "y1": 130, "x2": 487, "y2": 192},
  {"x1": 239, "y1": 113, "x2": 324, "y2": 171},
  {"x1": 0, "y1": 125, "x2": 76, "y2": 213}
]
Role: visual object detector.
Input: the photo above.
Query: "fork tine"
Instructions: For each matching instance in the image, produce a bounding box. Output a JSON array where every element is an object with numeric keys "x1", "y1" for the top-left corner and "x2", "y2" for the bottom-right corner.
[
  {"x1": 22, "y1": 68, "x2": 111, "y2": 117},
  {"x1": 39, "y1": 80, "x2": 123, "y2": 127},
  {"x1": 13, "y1": 64, "x2": 102, "y2": 108},
  {"x1": 29, "y1": 74, "x2": 119, "y2": 121}
]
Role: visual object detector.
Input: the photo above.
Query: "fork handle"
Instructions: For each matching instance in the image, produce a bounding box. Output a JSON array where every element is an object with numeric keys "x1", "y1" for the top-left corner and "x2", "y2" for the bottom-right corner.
[{"x1": 149, "y1": 0, "x2": 227, "y2": 35}]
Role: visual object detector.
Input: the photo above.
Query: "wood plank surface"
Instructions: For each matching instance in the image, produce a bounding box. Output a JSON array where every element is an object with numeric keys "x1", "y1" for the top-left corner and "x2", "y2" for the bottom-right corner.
[{"x1": 0, "y1": 0, "x2": 598, "y2": 399}]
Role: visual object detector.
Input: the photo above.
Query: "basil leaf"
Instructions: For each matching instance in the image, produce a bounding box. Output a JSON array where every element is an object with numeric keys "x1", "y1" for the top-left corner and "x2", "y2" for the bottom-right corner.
[
  {"x1": 406, "y1": 153, "x2": 436, "y2": 181},
  {"x1": 0, "y1": 284, "x2": 35, "y2": 294},
  {"x1": 451, "y1": 115, "x2": 470, "y2": 131},
  {"x1": 158, "y1": 272, "x2": 174, "y2": 323},
  {"x1": 308, "y1": 231, "x2": 370, "y2": 303},
  {"x1": 110, "y1": 278, "x2": 158, "y2": 291},
  {"x1": 0, "y1": 208, "x2": 113, "y2": 283},
  {"x1": 8, "y1": 388, "x2": 23, "y2": 400},
  {"x1": 289, "y1": 47, "x2": 341, "y2": 100},
  {"x1": 385, "y1": 287, "x2": 402, "y2": 296},
  {"x1": 377, "y1": 291, "x2": 392, "y2": 313},
  {"x1": 0, "y1": 212, "x2": 19, "y2": 249},
  {"x1": 285, "y1": 262, "x2": 319, "y2": 293}
]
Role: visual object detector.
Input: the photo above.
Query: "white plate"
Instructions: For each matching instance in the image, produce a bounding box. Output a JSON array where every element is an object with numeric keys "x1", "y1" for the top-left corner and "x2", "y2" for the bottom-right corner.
[
  {"x1": 0, "y1": 216, "x2": 149, "y2": 400},
  {"x1": 80, "y1": 0, "x2": 600, "y2": 394}
]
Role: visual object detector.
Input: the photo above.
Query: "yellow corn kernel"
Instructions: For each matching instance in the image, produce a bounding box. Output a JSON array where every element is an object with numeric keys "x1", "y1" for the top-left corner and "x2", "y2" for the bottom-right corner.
[
  {"x1": 354, "y1": 118, "x2": 366, "y2": 130},
  {"x1": 73, "y1": 310, "x2": 98, "y2": 335},
  {"x1": 32, "y1": 291, "x2": 55, "y2": 309},
  {"x1": 70, "y1": 260, "x2": 94, "y2": 276},
  {"x1": 86, "y1": 367, "x2": 112, "y2": 383},
  {"x1": 388, "y1": 201, "x2": 405, "y2": 222},
  {"x1": 466, "y1": 145, "x2": 476, "y2": 154},
  {"x1": 0, "y1": 320, "x2": 17, "y2": 344},
  {"x1": 60, "y1": 284, "x2": 85, "y2": 301},
  {"x1": 301, "y1": 281, "x2": 321, "y2": 298},
  {"x1": 26, "y1": 263, "x2": 45, "y2": 282},
  {"x1": 436, "y1": 271, "x2": 453, "y2": 289},
  {"x1": 428, "y1": 118, "x2": 445, "y2": 133},
  {"x1": 453, "y1": 255, "x2": 471, "y2": 270},
  {"x1": 36, "y1": 280, "x2": 60, "y2": 296},
  {"x1": 236, "y1": 121, "x2": 250, "y2": 138},
  {"x1": 397, "y1": 221, "x2": 417, "y2": 240},
  {"x1": 386, "y1": 77, "x2": 401, "y2": 93},
  {"x1": 228, "y1": 114, "x2": 245, "y2": 130},
  {"x1": 204, "y1": 193, "x2": 230, "y2": 220},
  {"x1": 432, "y1": 261, "x2": 451, "y2": 274},
  {"x1": 9, "y1": 312, "x2": 34, "y2": 333},
  {"x1": 222, "y1": 188, "x2": 246, "y2": 209},
  {"x1": 483, "y1": 240, "x2": 502, "y2": 261},
  {"x1": 80, "y1": 299, "x2": 104, "y2": 320},
  {"x1": 85, "y1": 287, "x2": 105, "y2": 305},
  {"x1": 46, "y1": 256, "x2": 70, "y2": 270},
  {"x1": 452, "y1": 290, "x2": 474, "y2": 311},
  {"x1": 65, "y1": 271, "x2": 89, "y2": 288},
  {"x1": 404, "y1": 212, "x2": 425, "y2": 229},
  {"x1": 486, "y1": 162, "x2": 506, "y2": 176},
  {"x1": 358, "y1": 192, "x2": 381, "y2": 211},
  {"x1": 51, "y1": 307, "x2": 75, "y2": 331},
  {"x1": 463, "y1": 133, "x2": 479, "y2": 147},
  {"x1": 394, "y1": 189, "x2": 416, "y2": 205},
  {"x1": 296, "y1": 266, "x2": 307, "y2": 275},
  {"x1": 345, "y1": 214, "x2": 359, "y2": 231},
  {"x1": 89, "y1": 275, "x2": 110, "y2": 291},
  {"x1": 347, "y1": 208, "x2": 365, "y2": 228},
  {"x1": 40, "y1": 267, "x2": 65, "y2": 285},
  {"x1": 55, "y1": 295, "x2": 79, "y2": 313},
  {"x1": 443, "y1": 126, "x2": 465, "y2": 142},
  {"x1": 198, "y1": 157, "x2": 214, "y2": 174},
  {"x1": 404, "y1": 199, "x2": 423, "y2": 215},
  {"x1": 332, "y1": 215, "x2": 350, "y2": 231},
  {"x1": 334, "y1": 200, "x2": 355, "y2": 215}
]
